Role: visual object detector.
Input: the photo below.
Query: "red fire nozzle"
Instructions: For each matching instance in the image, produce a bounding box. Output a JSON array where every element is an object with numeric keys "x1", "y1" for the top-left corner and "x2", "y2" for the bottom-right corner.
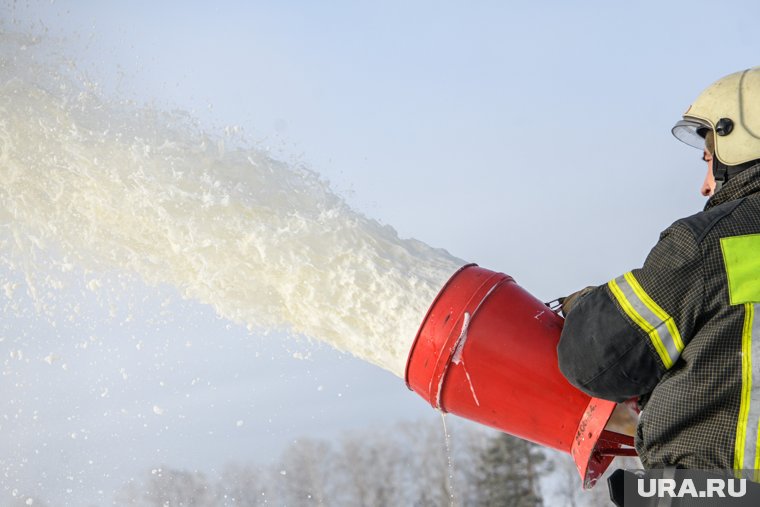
[{"x1": 405, "y1": 264, "x2": 636, "y2": 489}]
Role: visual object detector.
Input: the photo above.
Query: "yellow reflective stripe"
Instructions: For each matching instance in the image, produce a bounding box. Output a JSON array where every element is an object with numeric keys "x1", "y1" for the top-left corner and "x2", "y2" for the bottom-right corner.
[
  {"x1": 734, "y1": 303, "x2": 753, "y2": 478},
  {"x1": 733, "y1": 303, "x2": 760, "y2": 481},
  {"x1": 748, "y1": 303, "x2": 760, "y2": 482},
  {"x1": 624, "y1": 272, "x2": 685, "y2": 353},
  {"x1": 755, "y1": 423, "x2": 760, "y2": 482},
  {"x1": 608, "y1": 276, "x2": 673, "y2": 369}
]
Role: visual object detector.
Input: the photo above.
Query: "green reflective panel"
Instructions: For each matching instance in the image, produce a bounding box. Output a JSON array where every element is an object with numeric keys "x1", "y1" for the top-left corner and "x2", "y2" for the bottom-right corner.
[{"x1": 721, "y1": 234, "x2": 760, "y2": 305}]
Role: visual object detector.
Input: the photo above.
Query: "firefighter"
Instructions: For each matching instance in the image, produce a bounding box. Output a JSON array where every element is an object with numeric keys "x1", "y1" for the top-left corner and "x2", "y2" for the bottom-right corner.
[{"x1": 557, "y1": 67, "x2": 760, "y2": 477}]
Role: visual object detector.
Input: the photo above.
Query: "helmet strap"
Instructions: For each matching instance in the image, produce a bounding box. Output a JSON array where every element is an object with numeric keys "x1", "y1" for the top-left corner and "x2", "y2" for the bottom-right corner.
[
  {"x1": 713, "y1": 159, "x2": 728, "y2": 193},
  {"x1": 713, "y1": 158, "x2": 759, "y2": 193}
]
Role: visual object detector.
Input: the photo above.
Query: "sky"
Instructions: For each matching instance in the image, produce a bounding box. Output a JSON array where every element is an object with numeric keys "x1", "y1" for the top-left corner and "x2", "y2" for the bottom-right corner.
[{"x1": 2, "y1": 0, "x2": 760, "y2": 504}]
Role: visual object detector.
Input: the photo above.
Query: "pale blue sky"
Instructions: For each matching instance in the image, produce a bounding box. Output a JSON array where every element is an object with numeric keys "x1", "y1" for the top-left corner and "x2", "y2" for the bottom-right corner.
[
  {"x1": 33, "y1": 0, "x2": 753, "y2": 293},
  {"x1": 3, "y1": 0, "x2": 760, "y2": 503}
]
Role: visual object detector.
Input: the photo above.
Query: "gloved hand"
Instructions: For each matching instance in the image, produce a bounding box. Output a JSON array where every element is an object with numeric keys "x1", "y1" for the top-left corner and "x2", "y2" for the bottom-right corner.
[{"x1": 558, "y1": 286, "x2": 595, "y2": 317}]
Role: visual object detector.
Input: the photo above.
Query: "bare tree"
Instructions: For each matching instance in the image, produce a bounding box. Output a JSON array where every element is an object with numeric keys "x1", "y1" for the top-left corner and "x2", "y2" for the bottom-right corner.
[
  {"x1": 113, "y1": 417, "x2": 521, "y2": 506},
  {"x1": 395, "y1": 416, "x2": 462, "y2": 507},
  {"x1": 276, "y1": 438, "x2": 334, "y2": 506},
  {"x1": 332, "y1": 429, "x2": 407, "y2": 506},
  {"x1": 142, "y1": 466, "x2": 214, "y2": 507},
  {"x1": 216, "y1": 462, "x2": 272, "y2": 506}
]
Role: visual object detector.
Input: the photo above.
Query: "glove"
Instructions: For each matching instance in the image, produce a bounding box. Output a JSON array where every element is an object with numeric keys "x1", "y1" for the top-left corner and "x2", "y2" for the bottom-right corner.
[{"x1": 558, "y1": 286, "x2": 595, "y2": 317}]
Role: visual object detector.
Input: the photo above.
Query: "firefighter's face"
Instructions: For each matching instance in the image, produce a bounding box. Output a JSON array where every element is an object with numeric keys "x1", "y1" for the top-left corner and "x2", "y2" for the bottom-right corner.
[{"x1": 701, "y1": 150, "x2": 716, "y2": 197}]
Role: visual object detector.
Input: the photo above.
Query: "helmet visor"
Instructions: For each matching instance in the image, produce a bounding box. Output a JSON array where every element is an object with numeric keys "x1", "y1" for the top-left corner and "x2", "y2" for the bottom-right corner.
[{"x1": 672, "y1": 119, "x2": 712, "y2": 150}]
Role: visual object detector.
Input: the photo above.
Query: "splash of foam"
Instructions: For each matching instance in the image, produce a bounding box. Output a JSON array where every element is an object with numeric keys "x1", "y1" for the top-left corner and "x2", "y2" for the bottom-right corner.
[{"x1": 0, "y1": 33, "x2": 463, "y2": 377}]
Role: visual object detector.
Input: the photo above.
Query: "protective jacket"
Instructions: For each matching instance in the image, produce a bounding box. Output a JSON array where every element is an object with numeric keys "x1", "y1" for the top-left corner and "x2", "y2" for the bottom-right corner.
[{"x1": 558, "y1": 164, "x2": 760, "y2": 477}]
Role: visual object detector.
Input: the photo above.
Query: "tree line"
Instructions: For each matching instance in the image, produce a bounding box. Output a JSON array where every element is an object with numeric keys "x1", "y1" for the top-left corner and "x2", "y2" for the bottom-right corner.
[{"x1": 109, "y1": 418, "x2": 631, "y2": 506}]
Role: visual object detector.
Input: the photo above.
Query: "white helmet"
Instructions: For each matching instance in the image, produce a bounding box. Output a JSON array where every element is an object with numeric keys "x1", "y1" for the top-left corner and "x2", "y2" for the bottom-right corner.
[{"x1": 673, "y1": 67, "x2": 760, "y2": 166}]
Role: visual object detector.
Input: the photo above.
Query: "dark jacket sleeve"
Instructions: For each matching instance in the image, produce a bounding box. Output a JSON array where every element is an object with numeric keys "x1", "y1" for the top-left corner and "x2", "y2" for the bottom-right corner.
[{"x1": 557, "y1": 223, "x2": 703, "y2": 402}]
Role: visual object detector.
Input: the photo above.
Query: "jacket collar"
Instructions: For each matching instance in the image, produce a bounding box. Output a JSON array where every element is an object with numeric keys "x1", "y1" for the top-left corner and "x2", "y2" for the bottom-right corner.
[{"x1": 705, "y1": 163, "x2": 760, "y2": 210}]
